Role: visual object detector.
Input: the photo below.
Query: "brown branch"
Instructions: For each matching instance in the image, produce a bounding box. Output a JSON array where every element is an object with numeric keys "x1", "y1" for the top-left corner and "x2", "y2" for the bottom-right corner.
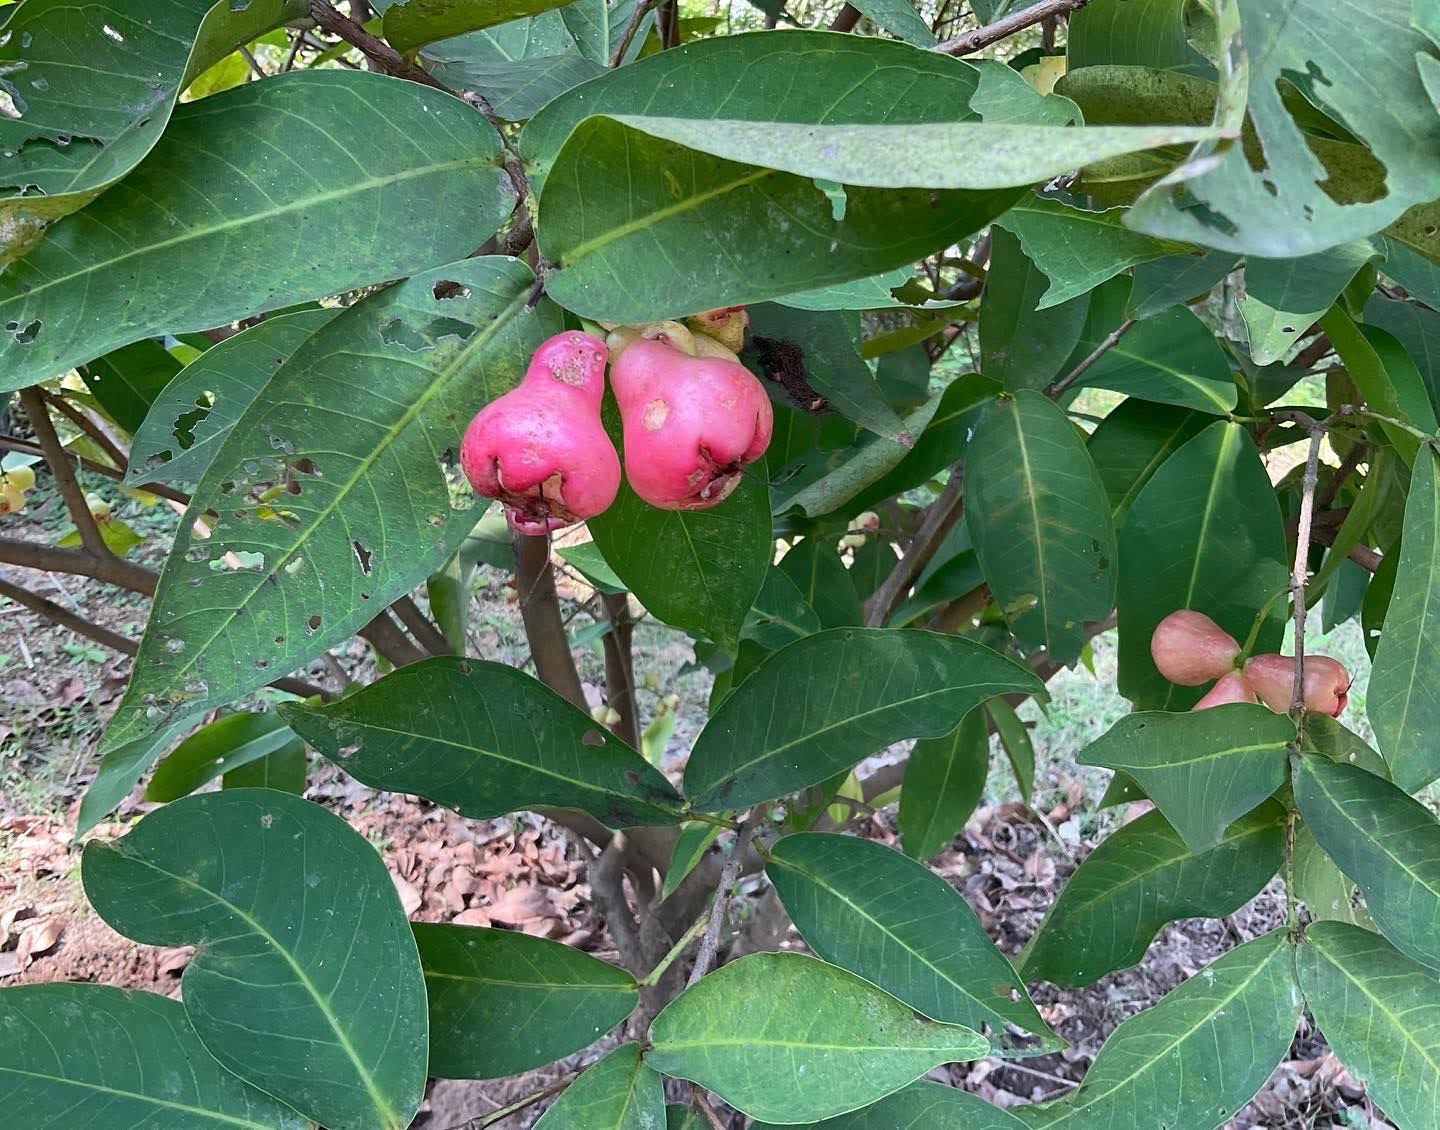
[
  {"x1": 591, "y1": 833, "x2": 645, "y2": 972},
  {"x1": 512, "y1": 530, "x2": 586, "y2": 710},
  {"x1": 1291, "y1": 332, "x2": 1333, "y2": 371},
  {"x1": 1047, "y1": 317, "x2": 1137, "y2": 399},
  {"x1": 936, "y1": 0, "x2": 1092, "y2": 55},
  {"x1": 830, "y1": 3, "x2": 862, "y2": 30},
  {"x1": 924, "y1": 581, "x2": 991, "y2": 633},
  {"x1": 601, "y1": 592, "x2": 640, "y2": 748},
  {"x1": 610, "y1": 0, "x2": 657, "y2": 66},
  {"x1": 686, "y1": 805, "x2": 766, "y2": 987},
  {"x1": 307, "y1": 0, "x2": 450, "y2": 88},
  {"x1": 0, "y1": 435, "x2": 186, "y2": 506},
  {"x1": 20, "y1": 387, "x2": 108, "y2": 558},
  {"x1": 1316, "y1": 440, "x2": 1367, "y2": 510},
  {"x1": 0, "y1": 576, "x2": 139, "y2": 655},
  {"x1": 863, "y1": 465, "x2": 966, "y2": 627},
  {"x1": 357, "y1": 610, "x2": 428, "y2": 668},
  {"x1": 1290, "y1": 425, "x2": 1325, "y2": 718},
  {"x1": 43, "y1": 392, "x2": 127, "y2": 470},
  {"x1": 391, "y1": 593, "x2": 453, "y2": 656},
  {"x1": 690, "y1": 1088, "x2": 730, "y2": 1130}
]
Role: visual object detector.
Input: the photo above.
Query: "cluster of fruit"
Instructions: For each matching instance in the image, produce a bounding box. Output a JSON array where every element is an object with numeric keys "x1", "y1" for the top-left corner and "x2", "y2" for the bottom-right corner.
[
  {"x1": 0, "y1": 464, "x2": 36, "y2": 515},
  {"x1": 1151, "y1": 609, "x2": 1350, "y2": 716},
  {"x1": 460, "y1": 308, "x2": 772, "y2": 535}
]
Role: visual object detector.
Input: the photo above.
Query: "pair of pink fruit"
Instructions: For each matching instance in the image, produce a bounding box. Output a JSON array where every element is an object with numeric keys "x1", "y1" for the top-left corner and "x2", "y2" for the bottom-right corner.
[
  {"x1": 459, "y1": 310, "x2": 773, "y2": 535},
  {"x1": 1151, "y1": 609, "x2": 1351, "y2": 716}
]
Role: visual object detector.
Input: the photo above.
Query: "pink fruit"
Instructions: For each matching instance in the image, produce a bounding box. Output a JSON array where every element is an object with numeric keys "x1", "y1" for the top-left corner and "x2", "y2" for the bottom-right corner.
[
  {"x1": 459, "y1": 331, "x2": 621, "y2": 535},
  {"x1": 1243, "y1": 653, "x2": 1351, "y2": 717},
  {"x1": 1192, "y1": 672, "x2": 1258, "y2": 710},
  {"x1": 1150, "y1": 610, "x2": 1241, "y2": 685},
  {"x1": 685, "y1": 306, "x2": 749, "y2": 354},
  {"x1": 609, "y1": 336, "x2": 773, "y2": 510}
]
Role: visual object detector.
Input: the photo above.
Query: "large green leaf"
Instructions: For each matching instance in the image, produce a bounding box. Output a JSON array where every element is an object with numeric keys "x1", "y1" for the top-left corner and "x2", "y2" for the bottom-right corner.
[
  {"x1": 102, "y1": 258, "x2": 559, "y2": 754},
  {"x1": 126, "y1": 310, "x2": 340, "y2": 487},
  {"x1": 0, "y1": 0, "x2": 307, "y2": 248},
  {"x1": 383, "y1": 0, "x2": 576, "y2": 53},
  {"x1": 1128, "y1": 0, "x2": 1440, "y2": 256},
  {"x1": 588, "y1": 469, "x2": 770, "y2": 653},
  {"x1": 751, "y1": 1080, "x2": 1027, "y2": 1129},
  {"x1": 1240, "y1": 243, "x2": 1378, "y2": 365},
  {"x1": 145, "y1": 710, "x2": 303, "y2": 803},
  {"x1": 1128, "y1": 249, "x2": 1239, "y2": 318},
  {"x1": 741, "y1": 567, "x2": 823, "y2": 651},
  {"x1": 75, "y1": 716, "x2": 199, "y2": 836},
  {"x1": 1065, "y1": 277, "x2": 1237, "y2": 413},
  {"x1": 1016, "y1": 931, "x2": 1301, "y2": 1129},
  {"x1": 1116, "y1": 421, "x2": 1288, "y2": 710},
  {"x1": 0, "y1": 983, "x2": 306, "y2": 1129},
  {"x1": 414, "y1": 923, "x2": 638, "y2": 1079},
  {"x1": 1322, "y1": 304, "x2": 1438, "y2": 460},
  {"x1": 980, "y1": 226, "x2": 1089, "y2": 392},
  {"x1": 0, "y1": 71, "x2": 511, "y2": 392},
  {"x1": 898, "y1": 710, "x2": 988, "y2": 862},
  {"x1": 1067, "y1": 0, "x2": 1207, "y2": 70},
  {"x1": 1367, "y1": 448, "x2": 1440, "y2": 790},
  {"x1": 645, "y1": 951, "x2": 988, "y2": 1124},
  {"x1": 1293, "y1": 824, "x2": 1373, "y2": 928},
  {"x1": 965, "y1": 390, "x2": 1117, "y2": 663},
  {"x1": 1020, "y1": 803, "x2": 1285, "y2": 987},
  {"x1": 78, "y1": 340, "x2": 183, "y2": 436},
  {"x1": 683, "y1": 628, "x2": 1043, "y2": 810},
  {"x1": 1293, "y1": 754, "x2": 1440, "y2": 973},
  {"x1": 1085, "y1": 399, "x2": 1205, "y2": 525},
  {"x1": 845, "y1": 0, "x2": 933, "y2": 46},
  {"x1": 767, "y1": 832, "x2": 1058, "y2": 1053},
  {"x1": 1366, "y1": 294, "x2": 1440, "y2": 416},
  {"x1": 534, "y1": 1043, "x2": 665, "y2": 1130},
  {"x1": 1297, "y1": 921, "x2": 1440, "y2": 1128},
  {"x1": 777, "y1": 538, "x2": 864, "y2": 629},
  {"x1": 82, "y1": 790, "x2": 428, "y2": 1130},
  {"x1": 281, "y1": 658, "x2": 684, "y2": 827},
  {"x1": 1076, "y1": 704, "x2": 1295, "y2": 853}
]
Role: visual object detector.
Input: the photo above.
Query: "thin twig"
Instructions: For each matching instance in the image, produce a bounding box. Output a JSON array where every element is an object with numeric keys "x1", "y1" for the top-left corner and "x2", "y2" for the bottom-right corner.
[
  {"x1": 20, "y1": 388, "x2": 108, "y2": 558},
  {"x1": 601, "y1": 591, "x2": 640, "y2": 748},
  {"x1": 611, "y1": 0, "x2": 658, "y2": 65},
  {"x1": 687, "y1": 804, "x2": 766, "y2": 988},
  {"x1": 0, "y1": 576, "x2": 138, "y2": 655},
  {"x1": 391, "y1": 593, "x2": 453, "y2": 656},
  {"x1": 43, "y1": 391, "x2": 127, "y2": 470},
  {"x1": 638, "y1": 907, "x2": 710, "y2": 988},
  {"x1": 863, "y1": 465, "x2": 966, "y2": 627},
  {"x1": 308, "y1": 0, "x2": 451, "y2": 89},
  {"x1": 238, "y1": 45, "x2": 267, "y2": 80},
  {"x1": 935, "y1": 0, "x2": 1092, "y2": 55},
  {"x1": 1316, "y1": 439, "x2": 1367, "y2": 510},
  {"x1": 691, "y1": 1087, "x2": 730, "y2": 1130},
  {"x1": 1289, "y1": 423, "x2": 1326, "y2": 720},
  {"x1": 456, "y1": 1071, "x2": 578, "y2": 1129},
  {"x1": 1047, "y1": 318, "x2": 1137, "y2": 399}
]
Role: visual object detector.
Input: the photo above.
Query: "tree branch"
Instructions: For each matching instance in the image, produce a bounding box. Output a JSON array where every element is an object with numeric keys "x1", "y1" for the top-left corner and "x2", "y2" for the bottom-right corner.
[
  {"x1": 863, "y1": 465, "x2": 966, "y2": 627},
  {"x1": 610, "y1": 0, "x2": 657, "y2": 66},
  {"x1": 686, "y1": 805, "x2": 766, "y2": 987},
  {"x1": 512, "y1": 530, "x2": 587, "y2": 710},
  {"x1": 829, "y1": 3, "x2": 862, "y2": 31},
  {"x1": 1047, "y1": 317, "x2": 1137, "y2": 399},
  {"x1": 0, "y1": 575, "x2": 139, "y2": 655},
  {"x1": 601, "y1": 592, "x2": 640, "y2": 748},
  {"x1": 390, "y1": 593, "x2": 453, "y2": 656},
  {"x1": 0, "y1": 537, "x2": 157, "y2": 593},
  {"x1": 307, "y1": 0, "x2": 450, "y2": 88},
  {"x1": 35, "y1": 395, "x2": 191, "y2": 506},
  {"x1": 357, "y1": 610, "x2": 429, "y2": 668},
  {"x1": 1290, "y1": 424, "x2": 1324, "y2": 719},
  {"x1": 20, "y1": 388, "x2": 108, "y2": 558},
  {"x1": 936, "y1": 0, "x2": 1092, "y2": 55}
]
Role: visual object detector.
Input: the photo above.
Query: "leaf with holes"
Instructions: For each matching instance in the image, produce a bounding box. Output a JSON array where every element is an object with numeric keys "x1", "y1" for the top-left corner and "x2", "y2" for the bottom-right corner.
[
  {"x1": 280, "y1": 657, "x2": 684, "y2": 827},
  {"x1": 81, "y1": 790, "x2": 428, "y2": 1130},
  {"x1": 767, "y1": 832, "x2": 1059, "y2": 1054},
  {"x1": 78, "y1": 340, "x2": 183, "y2": 436},
  {"x1": 646, "y1": 951, "x2": 988, "y2": 1124},
  {"x1": 683, "y1": 628, "x2": 1042, "y2": 811},
  {"x1": 414, "y1": 923, "x2": 638, "y2": 1080},
  {"x1": 0, "y1": 70, "x2": 512, "y2": 391},
  {"x1": 0, "y1": 983, "x2": 307, "y2": 1129},
  {"x1": 102, "y1": 258, "x2": 561, "y2": 755},
  {"x1": 126, "y1": 309, "x2": 340, "y2": 487}
]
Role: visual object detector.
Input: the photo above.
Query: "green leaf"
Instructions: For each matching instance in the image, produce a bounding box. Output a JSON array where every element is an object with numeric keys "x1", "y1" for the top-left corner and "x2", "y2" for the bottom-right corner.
[
  {"x1": 661, "y1": 821, "x2": 723, "y2": 899},
  {"x1": 1362, "y1": 535, "x2": 1401, "y2": 661},
  {"x1": 1128, "y1": 0, "x2": 1440, "y2": 256},
  {"x1": 557, "y1": 540, "x2": 627, "y2": 595},
  {"x1": 1016, "y1": 931, "x2": 1301, "y2": 1129},
  {"x1": 1020, "y1": 803, "x2": 1285, "y2": 987},
  {"x1": 1296, "y1": 921, "x2": 1440, "y2": 1128},
  {"x1": 742, "y1": 567, "x2": 823, "y2": 651},
  {"x1": 1365, "y1": 294, "x2": 1440, "y2": 417},
  {"x1": 988, "y1": 697, "x2": 1035, "y2": 802},
  {"x1": 82, "y1": 790, "x2": 428, "y2": 1130},
  {"x1": 534, "y1": 1043, "x2": 665, "y2": 1130},
  {"x1": 1086, "y1": 399, "x2": 1205, "y2": 525},
  {"x1": 965, "y1": 391, "x2": 1117, "y2": 663},
  {"x1": 1116, "y1": 421, "x2": 1288, "y2": 710},
  {"x1": 588, "y1": 470, "x2": 770, "y2": 653},
  {"x1": 751, "y1": 1079, "x2": 1028, "y2": 1129},
  {"x1": 1240, "y1": 243, "x2": 1378, "y2": 365},
  {"x1": 1369, "y1": 448, "x2": 1440, "y2": 790},
  {"x1": 76, "y1": 716, "x2": 199, "y2": 836},
  {"x1": 414, "y1": 923, "x2": 637, "y2": 1079},
  {"x1": 1322, "y1": 305, "x2": 1438, "y2": 461},
  {"x1": 777, "y1": 267, "x2": 936, "y2": 312},
  {"x1": 103, "y1": 258, "x2": 558, "y2": 754},
  {"x1": 0, "y1": 0, "x2": 308, "y2": 247},
  {"x1": 78, "y1": 341, "x2": 183, "y2": 436},
  {"x1": 980, "y1": 227, "x2": 1089, "y2": 391},
  {"x1": 683, "y1": 628, "x2": 1043, "y2": 810},
  {"x1": 1301, "y1": 712, "x2": 1389, "y2": 781},
  {"x1": 645, "y1": 951, "x2": 988, "y2": 1124},
  {"x1": 223, "y1": 741, "x2": 307, "y2": 794},
  {"x1": 146, "y1": 710, "x2": 303, "y2": 803},
  {"x1": 281, "y1": 657, "x2": 683, "y2": 827},
  {"x1": 1067, "y1": 0, "x2": 1207, "y2": 69},
  {"x1": 596, "y1": 114, "x2": 1219, "y2": 191},
  {"x1": 1076, "y1": 704, "x2": 1294, "y2": 853},
  {"x1": 537, "y1": 115, "x2": 1020, "y2": 324},
  {"x1": 1065, "y1": 277, "x2": 1238, "y2": 413},
  {"x1": 383, "y1": 0, "x2": 576, "y2": 53},
  {"x1": 898, "y1": 710, "x2": 988, "y2": 861},
  {"x1": 1293, "y1": 754, "x2": 1440, "y2": 974},
  {"x1": 126, "y1": 310, "x2": 339, "y2": 487},
  {"x1": 0, "y1": 71, "x2": 512, "y2": 392},
  {"x1": 1293, "y1": 825, "x2": 1372, "y2": 928},
  {"x1": 745, "y1": 304, "x2": 907, "y2": 442},
  {"x1": 777, "y1": 538, "x2": 864, "y2": 629},
  {"x1": 844, "y1": 0, "x2": 933, "y2": 46},
  {"x1": 996, "y1": 196, "x2": 1189, "y2": 309},
  {"x1": 0, "y1": 983, "x2": 306, "y2": 1129},
  {"x1": 1128, "y1": 250, "x2": 1239, "y2": 319},
  {"x1": 767, "y1": 832, "x2": 1058, "y2": 1053}
]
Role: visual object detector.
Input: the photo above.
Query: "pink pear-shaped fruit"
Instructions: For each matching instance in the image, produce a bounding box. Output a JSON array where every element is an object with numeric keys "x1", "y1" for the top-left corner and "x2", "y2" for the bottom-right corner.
[
  {"x1": 609, "y1": 336, "x2": 772, "y2": 510},
  {"x1": 459, "y1": 331, "x2": 620, "y2": 535},
  {"x1": 1243, "y1": 652, "x2": 1351, "y2": 716},
  {"x1": 1192, "y1": 672, "x2": 1259, "y2": 710},
  {"x1": 1150, "y1": 609, "x2": 1241, "y2": 685}
]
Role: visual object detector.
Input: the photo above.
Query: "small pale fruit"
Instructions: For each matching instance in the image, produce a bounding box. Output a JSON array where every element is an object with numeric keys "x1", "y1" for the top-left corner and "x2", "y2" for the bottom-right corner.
[
  {"x1": 3, "y1": 465, "x2": 35, "y2": 492},
  {"x1": 1150, "y1": 609, "x2": 1241, "y2": 685},
  {"x1": 0, "y1": 482, "x2": 26, "y2": 516},
  {"x1": 685, "y1": 306, "x2": 749, "y2": 354},
  {"x1": 1192, "y1": 672, "x2": 1258, "y2": 710},
  {"x1": 1243, "y1": 652, "x2": 1351, "y2": 717}
]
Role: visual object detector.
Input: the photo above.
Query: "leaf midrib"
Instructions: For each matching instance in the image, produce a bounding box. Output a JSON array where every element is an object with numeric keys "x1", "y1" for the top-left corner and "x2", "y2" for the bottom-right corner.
[
  {"x1": 423, "y1": 969, "x2": 635, "y2": 992},
  {"x1": 0, "y1": 1066, "x2": 279, "y2": 1129},
  {"x1": 1310, "y1": 942, "x2": 1440, "y2": 1075}
]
